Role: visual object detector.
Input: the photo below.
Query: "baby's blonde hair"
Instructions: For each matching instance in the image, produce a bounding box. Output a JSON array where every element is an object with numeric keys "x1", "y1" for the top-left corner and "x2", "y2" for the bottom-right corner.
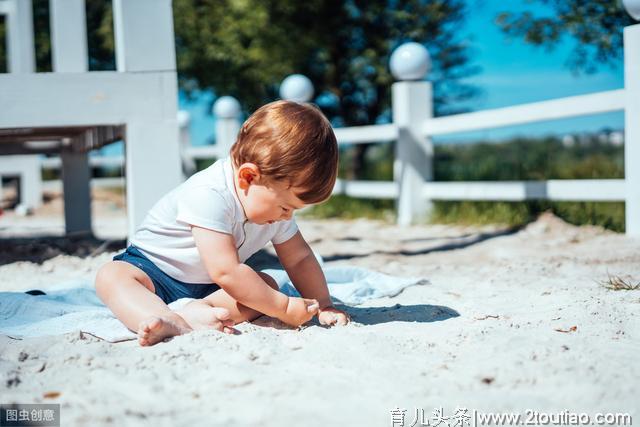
[{"x1": 230, "y1": 100, "x2": 338, "y2": 204}]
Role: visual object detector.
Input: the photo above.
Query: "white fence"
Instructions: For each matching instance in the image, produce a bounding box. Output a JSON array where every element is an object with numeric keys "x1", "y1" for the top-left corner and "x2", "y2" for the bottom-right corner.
[
  {"x1": 4, "y1": 2, "x2": 638, "y2": 236},
  {"x1": 317, "y1": 26, "x2": 637, "y2": 234},
  {"x1": 200, "y1": 24, "x2": 639, "y2": 234},
  {"x1": 37, "y1": 22, "x2": 638, "y2": 236},
  {"x1": 39, "y1": 71, "x2": 634, "y2": 229}
]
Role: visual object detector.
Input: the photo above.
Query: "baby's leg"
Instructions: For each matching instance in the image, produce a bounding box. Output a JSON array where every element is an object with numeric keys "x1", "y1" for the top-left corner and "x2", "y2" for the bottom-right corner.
[
  {"x1": 179, "y1": 272, "x2": 280, "y2": 326},
  {"x1": 95, "y1": 261, "x2": 232, "y2": 345}
]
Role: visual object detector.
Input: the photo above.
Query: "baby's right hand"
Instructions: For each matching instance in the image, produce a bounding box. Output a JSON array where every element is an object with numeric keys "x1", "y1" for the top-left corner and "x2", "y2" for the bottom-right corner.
[{"x1": 281, "y1": 297, "x2": 319, "y2": 327}]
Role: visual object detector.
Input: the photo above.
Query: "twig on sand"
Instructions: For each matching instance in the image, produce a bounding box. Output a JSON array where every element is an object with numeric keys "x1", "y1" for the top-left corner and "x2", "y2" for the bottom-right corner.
[
  {"x1": 554, "y1": 326, "x2": 577, "y2": 333},
  {"x1": 475, "y1": 315, "x2": 499, "y2": 320},
  {"x1": 598, "y1": 272, "x2": 640, "y2": 291},
  {"x1": 43, "y1": 391, "x2": 61, "y2": 399}
]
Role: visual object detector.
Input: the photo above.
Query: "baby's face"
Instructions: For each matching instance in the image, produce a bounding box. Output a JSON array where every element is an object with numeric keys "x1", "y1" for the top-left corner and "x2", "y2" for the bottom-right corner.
[{"x1": 243, "y1": 178, "x2": 307, "y2": 225}]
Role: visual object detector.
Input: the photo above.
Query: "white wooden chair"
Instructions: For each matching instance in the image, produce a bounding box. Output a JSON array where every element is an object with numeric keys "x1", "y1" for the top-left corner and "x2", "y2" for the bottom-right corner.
[{"x1": 0, "y1": 0, "x2": 181, "y2": 236}]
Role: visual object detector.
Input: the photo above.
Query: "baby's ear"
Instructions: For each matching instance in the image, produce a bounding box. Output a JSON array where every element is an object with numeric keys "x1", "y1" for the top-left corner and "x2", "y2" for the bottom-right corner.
[{"x1": 238, "y1": 163, "x2": 260, "y2": 188}]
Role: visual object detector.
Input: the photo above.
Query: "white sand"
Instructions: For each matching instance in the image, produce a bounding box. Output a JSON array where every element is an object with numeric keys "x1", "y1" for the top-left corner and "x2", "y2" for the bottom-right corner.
[{"x1": 1, "y1": 206, "x2": 639, "y2": 426}]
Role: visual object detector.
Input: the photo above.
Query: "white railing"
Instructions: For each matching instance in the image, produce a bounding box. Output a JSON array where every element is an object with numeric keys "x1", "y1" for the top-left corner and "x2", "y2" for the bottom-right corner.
[
  {"x1": 326, "y1": 27, "x2": 639, "y2": 235},
  {"x1": 421, "y1": 90, "x2": 626, "y2": 136},
  {"x1": 38, "y1": 28, "x2": 638, "y2": 233},
  {"x1": 291, "y1": 25, "x2": 637, "y2": 234},
  {"x1": 23, "y1": 13, "x2": 640, "y2": 236}
]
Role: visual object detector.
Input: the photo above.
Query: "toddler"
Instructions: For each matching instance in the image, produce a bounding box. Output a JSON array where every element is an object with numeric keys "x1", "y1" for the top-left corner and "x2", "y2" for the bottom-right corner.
[{"x1": 96, "y1": 100, "x2": 350, "y2": 346}]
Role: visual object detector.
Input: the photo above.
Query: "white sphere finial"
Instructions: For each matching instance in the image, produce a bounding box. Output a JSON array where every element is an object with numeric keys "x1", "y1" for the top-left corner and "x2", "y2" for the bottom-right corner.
[
  {"x1": 213, "y1": 96, "x2": 241, "y2": 119},
  {"x1": 390, "y1": 42, "x2": 431, "y2": 81},
  {"x1": 279, "y1": 74, "x2": 314, "y2": 102},
  {"x1": 623, "y1": 0, "x2": 640, "y2": 20},
  {"x1": 177, "y1": 110, "x2": 191, "y2": 127}
]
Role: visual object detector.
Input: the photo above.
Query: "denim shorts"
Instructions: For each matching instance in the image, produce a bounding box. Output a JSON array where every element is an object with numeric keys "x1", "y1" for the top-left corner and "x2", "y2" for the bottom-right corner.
[{"x1": 112, "y1": 245, "x2": 221, "y2": 305}]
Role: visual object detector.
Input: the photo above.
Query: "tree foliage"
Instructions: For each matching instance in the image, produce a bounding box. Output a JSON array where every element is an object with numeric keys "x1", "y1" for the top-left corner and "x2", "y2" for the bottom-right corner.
[
  {"x1": 86, "y1": 0, "x2": 116, "y2": 71},
  {"x1": 495, "y1": 0, "x2": 634, "y2": 73},
  {"x1": 174, "y1": 0, "x2": 479, "y2": 122},
  {"x1": 2, "y1": 0, "x2": 479, "y2": 177},
  {"x1": 173, "y1": 0, "x2": 479, "y2": 178}
]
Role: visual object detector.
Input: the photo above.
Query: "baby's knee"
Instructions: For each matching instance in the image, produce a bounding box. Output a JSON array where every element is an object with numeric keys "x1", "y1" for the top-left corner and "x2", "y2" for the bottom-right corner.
[
  {"x1": 94, "y1": 261, "x2": 130, "y2": 297},
  {"x1": 94, "y1": 262, "x2": 117, "y2": 292}
]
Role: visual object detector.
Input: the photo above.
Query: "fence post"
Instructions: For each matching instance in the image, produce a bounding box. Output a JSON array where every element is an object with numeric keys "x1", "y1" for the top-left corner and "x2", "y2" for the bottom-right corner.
[
  {"x1": 0, "y1": 1, "x2": 42, "y2": 212},
  {"x1": 0, "y1": 155, "x2": 42, "y2": 212},
  {"x1": 177, "y1": 110, "x2": 196, "y2": 178},
  {"x1": 50, "y1": 0, "x2": 92, "y2": 234},
  {"x1": 625, "y1": 23, "x2": 640, "y2": 236},
  {"x1": 390, "y1": 42, "x2": 433, "y2": 226},
  {"x1": 280, "y1": 74, "x2": 315, "y2": 103},
  {"x1": 113, "y1": 0, "x2": 181, "y2": 237},
  {"x1": 3, "y1": 0, "x2": 35, "y2": 73},
  {"x1": 213, "y1": 96, "x2": 242, "y2": 157},
  {"x1": 50, "y1": 0, "x2": 88, "y2": 72},
  {"x1": 61, "y1": 148, "x2": 92, "y2": 235}
]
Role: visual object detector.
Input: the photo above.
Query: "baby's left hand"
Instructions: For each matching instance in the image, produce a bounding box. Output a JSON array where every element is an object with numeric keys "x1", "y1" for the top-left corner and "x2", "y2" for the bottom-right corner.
[{"x1": 318, "y1": 305, "x2": 350, "y2": 326}]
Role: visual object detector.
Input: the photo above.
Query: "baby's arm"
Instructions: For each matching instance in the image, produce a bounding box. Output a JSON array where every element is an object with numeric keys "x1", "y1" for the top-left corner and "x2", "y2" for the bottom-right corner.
[
  {"x1": 191, "y1": 226, "x2": 318, "y2": 326},
  {"x1": 274, "y1": 231, "x2": 350, "y2": 326}
]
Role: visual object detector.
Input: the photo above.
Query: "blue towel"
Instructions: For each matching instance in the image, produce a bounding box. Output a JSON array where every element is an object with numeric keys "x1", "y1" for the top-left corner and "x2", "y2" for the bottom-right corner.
[{"x1": 0, "y1": 265, "x2": 428, "y2": 342}]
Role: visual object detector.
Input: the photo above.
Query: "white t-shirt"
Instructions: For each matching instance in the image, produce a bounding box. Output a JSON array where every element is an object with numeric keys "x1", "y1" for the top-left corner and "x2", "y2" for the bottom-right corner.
[{"x1": 130, "y1": 157, "x2": 299, "y2": 283}]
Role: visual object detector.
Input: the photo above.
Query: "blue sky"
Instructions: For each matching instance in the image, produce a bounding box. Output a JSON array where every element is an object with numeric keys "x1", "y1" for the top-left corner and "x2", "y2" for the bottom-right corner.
[
  {"x1": 101, "y1": 0, "x2": 627, "y2": 155},
  {"x1": 438, "y1": 0, "x2": 625, "y2": 143}
]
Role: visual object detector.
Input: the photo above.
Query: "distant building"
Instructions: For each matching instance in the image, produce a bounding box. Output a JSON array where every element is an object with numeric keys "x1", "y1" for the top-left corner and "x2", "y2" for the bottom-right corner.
[
  {"x1": 562, "y1": 135, "x2": 576, "y2": 147},
  {"x1": 609, "y1": 131, "x2": 624, "y2": 146},
  {"x1": 561, "y1": 130, "x2": 624, "y2": 148}
]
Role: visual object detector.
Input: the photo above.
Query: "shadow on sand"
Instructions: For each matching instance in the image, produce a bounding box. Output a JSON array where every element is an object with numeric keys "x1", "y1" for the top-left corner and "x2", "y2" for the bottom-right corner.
[
  {"x1": 0, "y1": 234, "x2": 126, "y2": 265},
  {"x1": 247, "y1": 226, "x2": 519, "y2": 270},
  {"x1": 339, "y1": 303, "x2": 460, "y2": 325},
  {"x1": 1, "y1": 224, "x2": 518, "y2": 266},
  {"x1": 252, "y1": 303, "x2": 460, "y2": 331},
  {"x1": 321, "y1": 226, "x2": 520, "y2": 262}
]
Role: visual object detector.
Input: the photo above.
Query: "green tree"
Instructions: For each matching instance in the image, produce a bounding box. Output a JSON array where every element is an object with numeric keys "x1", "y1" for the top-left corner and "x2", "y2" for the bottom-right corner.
[
  {"x1": 173, "y1": 0, "x2": 479, "y2": 177},
  {"x1": 86, "y1": 0, "x2": 116, "y2": 71},
  {"x1": 495, "y1": 0, "x2": 634, "y2": 73},
  {"x1": 174, "y1": 0, "x2": 477, "y2": 115}
]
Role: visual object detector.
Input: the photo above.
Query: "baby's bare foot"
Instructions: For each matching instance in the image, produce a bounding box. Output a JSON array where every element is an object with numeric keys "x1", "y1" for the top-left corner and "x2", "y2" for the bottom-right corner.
[
  {"x1": 137, "y1": 314, "x2": 192, "y2": 346},
  {"x1": 176, "y1": 300, "x2": 236, "y2": 334}
]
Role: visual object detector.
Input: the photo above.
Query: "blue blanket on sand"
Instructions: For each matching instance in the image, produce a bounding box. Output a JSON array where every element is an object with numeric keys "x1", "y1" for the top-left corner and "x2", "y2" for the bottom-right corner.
[{"x1": 0, "y1": 266, "x2": 428, "y2": 342}]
